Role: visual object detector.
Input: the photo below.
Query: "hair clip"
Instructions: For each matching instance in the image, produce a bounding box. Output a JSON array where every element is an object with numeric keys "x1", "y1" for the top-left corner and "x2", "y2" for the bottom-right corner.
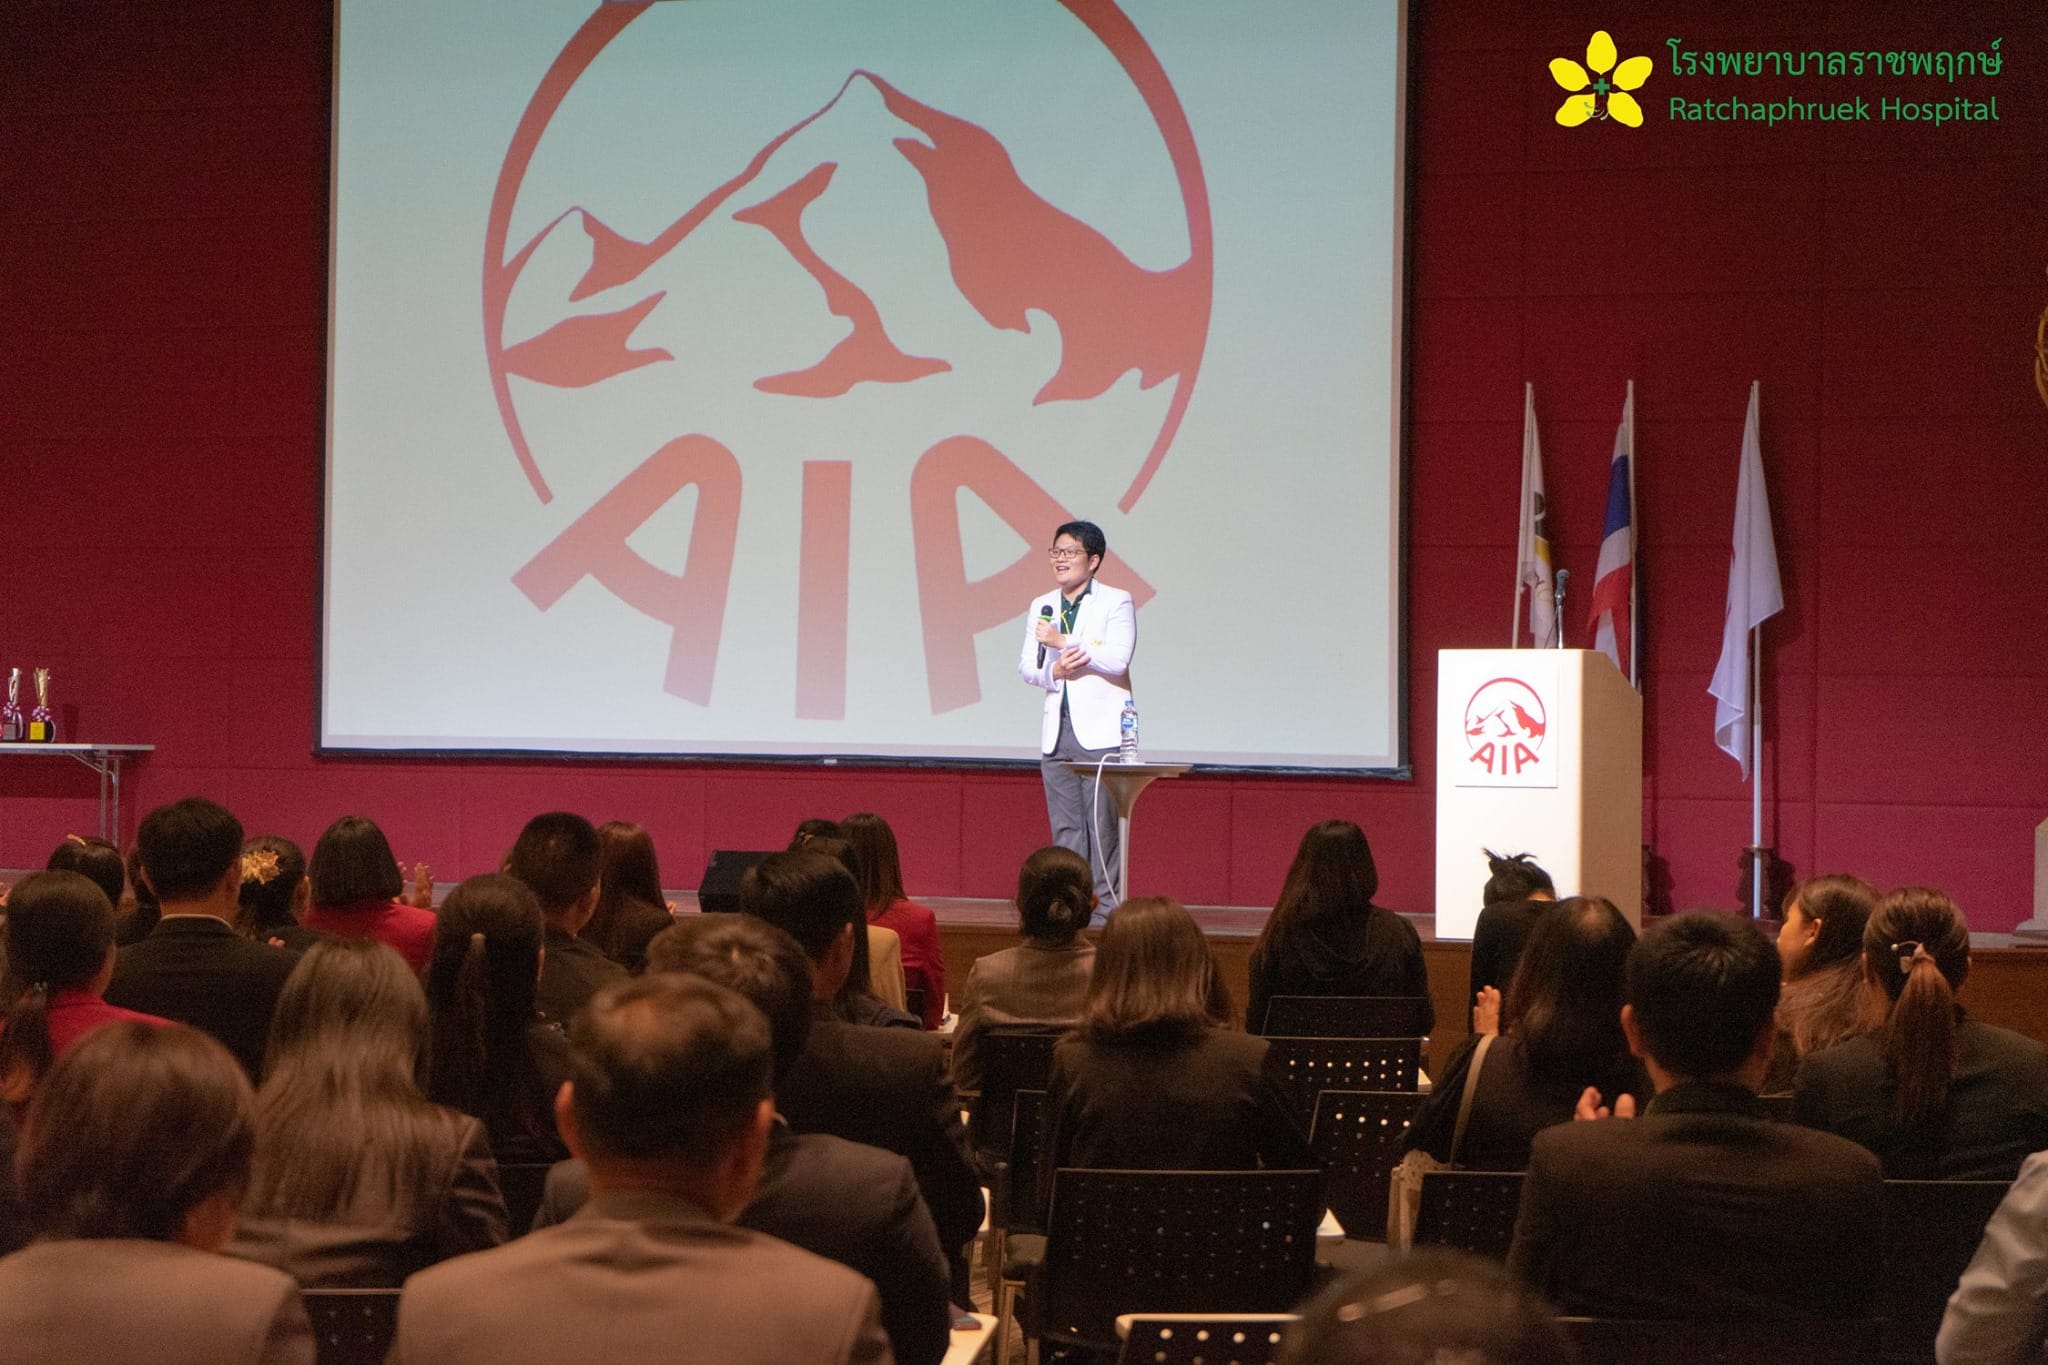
[
  {"x1": 1890, "y1": 940, "x2": 1931, "y2": 974},
  {"x1": 64, "y1": 833, "x2": 89, "y2": 847},
  {"x1": 241, "y1": 848, "x2": 282, "y2": 885}
]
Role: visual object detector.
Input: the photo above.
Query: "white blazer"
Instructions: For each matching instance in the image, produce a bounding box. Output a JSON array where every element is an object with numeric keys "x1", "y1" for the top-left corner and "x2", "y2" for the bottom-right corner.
[{"x1": 1017, "y1": 580, "x2": 1136, "y2": 753}]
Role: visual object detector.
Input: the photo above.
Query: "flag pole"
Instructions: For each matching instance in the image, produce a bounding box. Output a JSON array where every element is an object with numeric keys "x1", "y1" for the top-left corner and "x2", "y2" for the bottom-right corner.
[
  {"x1": 1751, "y1": 621, "x2": 1764, "y2": 914},
  {"x1": 1626, "y1": 380, "x2": 1638, "y2": 688},
  {"x1": 1513, "y1": 382, "x2": 1531, "y2": 648}
]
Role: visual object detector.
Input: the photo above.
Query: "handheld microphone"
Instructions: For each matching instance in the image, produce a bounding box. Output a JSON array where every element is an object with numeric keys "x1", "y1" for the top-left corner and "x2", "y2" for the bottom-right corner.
[
  {"x1": 1552, "y1": 569, "x2": 1570, "y2": 647},
  {"x1": 1037, "y1": 604, "x2": 1055, "y2": 667}
]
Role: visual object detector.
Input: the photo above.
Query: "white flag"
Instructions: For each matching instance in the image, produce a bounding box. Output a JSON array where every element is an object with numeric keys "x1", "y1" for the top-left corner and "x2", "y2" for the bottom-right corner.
[
  {"x1": 1516, "y1": 384, "x2": 1555, "y2": 647},
  {"x1": 1708, "y1": 382, "x2": 1783, "y2": 777}
]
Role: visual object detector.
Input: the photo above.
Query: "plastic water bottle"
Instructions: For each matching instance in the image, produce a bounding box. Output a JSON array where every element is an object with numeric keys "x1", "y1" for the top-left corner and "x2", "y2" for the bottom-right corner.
[{"x1": 1119, "y1": 698, "x2": 1139, "y2": 764}]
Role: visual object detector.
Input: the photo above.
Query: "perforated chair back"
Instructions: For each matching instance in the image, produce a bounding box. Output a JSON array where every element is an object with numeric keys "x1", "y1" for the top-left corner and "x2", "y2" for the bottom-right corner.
[
  {"x1": 1261, "y1": 996, "x2": 1431, "y2": 1039},
  {"x1": 302, "y1": 1289, "x2": 401, "y2": 1365},
  {"x1": 1264, "y1": 1036, "x2": 1421, "y2": 1129},
  {"x1": 1308, "y1": 1089, "x2": 1422, "y2": 1240},
  {"x1": 994, "y1": 1087, "x2": 1053, "y2": 1237},
  {"x1": 1026, "y1": 1169, "x2": 1325, "y2": 1353},
  {"x1": 1562, "y1": 1315, "x2": 1879, "y2": 1365},
  {"x1": 498, "y1": 1162, "x2": 553, "y2": 1235},
  {"x1": 967, "y1": 1026, "x2": 1064, "y2": 1161},
  {"x1": 1411, "y1": 1170, "x2": 1524, "y2": 1262},
  {"x1": 1878, "y1": 1179, "x2": 2010, "y2": 1360},
  {"x1": 1115, "y1": 1315, "x2": 1298, "y2": 1365}
]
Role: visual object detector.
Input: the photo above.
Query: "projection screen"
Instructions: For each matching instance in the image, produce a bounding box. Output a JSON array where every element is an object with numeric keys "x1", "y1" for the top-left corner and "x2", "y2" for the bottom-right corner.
[{"x1": 322, "y1": 0, "x2": 1408, "y2": 769}]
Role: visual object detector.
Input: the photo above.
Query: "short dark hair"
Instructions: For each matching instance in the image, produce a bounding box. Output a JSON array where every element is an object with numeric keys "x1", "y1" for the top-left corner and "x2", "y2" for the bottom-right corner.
[
  {"x1": 137, "y1": 797, "x2": 244, "y2": 901},
  {"x1": 46, "y1": 835, "x2": 125, "y2": 908},
  {"x1": 568, "y1": 974, "x2": 771, "y2": 1163},
  {"x1": 1481, "y1": 849, "x2": 1554, "y2": 905},
  {"x1": 506, "y1": 811, "x2": 603, "y2": 913},
  {"x1": 309, "y1": 815, "x2": 404, "y2": 907},
  {"x1": 739, "y1": 849, "x2": 859, "y2": 963},
  {"x1": 19, "y1": 1021, "x2": 254, "y2": 1241},
  {"x1": 1053, "y1": 519, "x2": 1105, "y2": 562},
  {"x1": 1284, "y1": 1249, "x2": 1573, "y2": 1365},
  {"x1": 1626, "y1": 911, "x2": 1781, "y2": 1079},
  {"x1": 646, "y1": 915, "x2": 814, "y2": 1082}
]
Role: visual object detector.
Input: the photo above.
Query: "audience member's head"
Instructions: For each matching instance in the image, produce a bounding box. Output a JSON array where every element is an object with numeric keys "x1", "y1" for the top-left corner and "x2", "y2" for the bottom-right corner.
[
  {"x1": 137, "y1": 797, "x2": 244, "y2": 907},
  {"x1": 237, "y1": 835, "x2": 309, "y2": 938},
  {"x1": 309, "y1": 814, "x2": 405, "y2": 909},
  {"x1": 646, "y1": 914, "x2": 815, "y2": 1082},
  {"x1": 426, "y1": 874, "x2": 546, "y2": 1121},
  {"x1": 1283, "y1": 1249, "x2": 1575, "y2": 1365},
  {"x1": 1864, "y1": 886, "x2": 1972, "y2": 1126},
  {"x1": 248, "y1": 937, "x2": 439, "y2": 1219},
  {"x1": 1481, "y1": 849, "x2": 1555, "y2": 907},
  {"x1": 1624, "y1": 911, "x2": 1781, "y2": 1087},
  {"x1": 505, "y1": 811, "x2": 603, "y2": 924},
  {"x1": 787, "y1": 817, "x2": 840, "y2": 850},
  {"x1": 798, "y1": 835, "x2": 880, "y2": 1007},
  {"x1": 45, "y1": 835, "x2": 125, "y2": 910},
  {"x1": 585, "y1": 820, "x2": 666, "y2": 960},
  {"x1": 1269, "y1": 819, "x2": 1380, "y2": 933},
  {"x1": 1081, "y1": 897, "x2": 1227, "y2": 1043},
  {"x1": 561, "y1": 974, "x2": 774, "y2": 1220},
  {"x1": 738, "y1": 850, "x2": 859, "y2": 997},
  {"x1": 1503, "y1": 895, "x2": 1635, "y2": 1078},
  {"x1": 1778, "y1": 873, "x2": 1879, "y2": 980},
  {"x1": 0, "y1": 871, "x2": 120, "y2": 1101},
  {"x1": 838, "y1": 812, "x2": 908, "y2": 915},
  {"x1": 18, "y1": 1021, "x2": 254, "y2": 1249},
  {"x1": 1015, "y1": 845, "x2": 1093, "y2": 946}
]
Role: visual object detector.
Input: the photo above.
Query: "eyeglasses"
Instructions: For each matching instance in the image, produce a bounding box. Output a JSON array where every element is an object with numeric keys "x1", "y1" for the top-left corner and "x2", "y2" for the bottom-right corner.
[{"x1": 1047, "y1": 547, "x2": 1089, "y2": 562}]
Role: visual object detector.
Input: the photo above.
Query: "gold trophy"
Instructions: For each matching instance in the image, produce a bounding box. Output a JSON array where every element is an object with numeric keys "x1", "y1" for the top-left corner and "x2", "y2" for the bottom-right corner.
[
  {"x1": 1, "y1": 668, "x2": 20, "y2": 742},
  {"x1": 27, "y1": 667, "x2": 54, "y2": 742}
]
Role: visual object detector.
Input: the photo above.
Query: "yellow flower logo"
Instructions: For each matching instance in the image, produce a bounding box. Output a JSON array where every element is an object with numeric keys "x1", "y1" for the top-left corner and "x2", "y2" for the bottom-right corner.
[{"x1": 1550, "y1": 30, "x2": 1652, "y2": 127}]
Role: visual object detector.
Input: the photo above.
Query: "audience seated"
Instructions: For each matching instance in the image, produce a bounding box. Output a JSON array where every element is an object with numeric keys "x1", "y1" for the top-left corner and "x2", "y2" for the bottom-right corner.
[
  {"x1": 236, "y1": 836, "x2": 325, "y2": 955},
  {"x1": 1406, "y1": 896, "x2": 1645, "y2": 1170},
  {"x1": 1794, "y1": 887, "x2": 2048, "y2": 1181},
  {"x1": 1285, "y1": 1248, "x2": 1574, "y2": 1365},
  {"x1": 788, "y1": 818, "x2": 909, "y2": 1012},
  {"x1": 298, "y1": 815, "x2": 438, "y2": 973},
  {"x1": 951, "y1": 845, "x2": 1096, "y2": 1093},
  {"x1": 388, "y1": 974, "x2": 891, "y2": 1365},
  {"x1": 843, "y1": 812, "x2": 949, "y2": 1029},
  {"x1": 1762, "y1": 873, "x2": 1879, "y2": 1093},
  {"x1": 1047, "y1": 896, "x2": 1310, "y2": 1185},
  {"x1": 533, "y1": 915, "x2": 951, "y2": 1365},
  {"x1": 806, "y1": 833, "x2": 920, "y2": 1029},
  {"x1": 0, "y1": 1022, "x2": 313, "y2": 1364},
  {"x1": 505, "y1": 812, "x2": 626, "y2": 1027},
  {"x1": 1507, "y1": 910, "x2": 1883, "y2": 1321},
  {"x1": 740, "y1": 849, "x2": 984, "y2": 1303},
  {"x1": 2, "y1": 871, "x2": 170, "y2": 1112},
  {"x1": 1247, "y1": 819, "x2": 1431, "y2": 1036},
  {"x1": 107, "y1": 798, "x2": 299, "y2": 1079},
  {"x1": 1466, "y1": 848, "x2": 1557, "y2": 1004},
  {"x1": 115, "y1": 843, "x2": 160, "y2": 945},
  {"x1": 424, "y1": 874, "x2": 572, "y2": 1164},
  {"x1": 580, "y1": 820, "x2": 674, "y2": 973},
  {"x1": 1937, "y1": 1147, "x2": 2048, "y2": 1363},
  {"x1": 44, "y1": 833, "x2": 126, "y2": 910},
  {"x1": 231, "y1": 938, "x2": 508, "y2": 1286}
]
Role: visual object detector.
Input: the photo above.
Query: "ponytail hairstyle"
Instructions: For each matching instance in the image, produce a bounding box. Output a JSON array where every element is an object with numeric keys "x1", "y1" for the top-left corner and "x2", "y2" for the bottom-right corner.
[
  {"x1": 1864, "y1": 887, "x2": 1971, "y2": 1127},
  {"x1": 1, "y1": 871, "x2": 120, "y2": 1102},
  {"x1": 1481, "y1": 850, "x2": 1554, "y2": 907},
  {"x1": 121, "y1": 844, "x2": 161, "y2": 944},
  {"x1": 237, "y1": 835, "x2": 308, "y2": 938},
  {"x1": 424, "y1": 875, "x2": 545, "y2": 1139},
  {"x1": 1016, "y1": 846, "x2": 1092, "y2": 946}
]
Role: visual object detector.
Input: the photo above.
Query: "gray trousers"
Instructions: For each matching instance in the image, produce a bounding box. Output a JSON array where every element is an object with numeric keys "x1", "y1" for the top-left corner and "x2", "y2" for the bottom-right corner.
[{"x1": 1041, "y1": 708, "x2": 1122, "y2": 907}]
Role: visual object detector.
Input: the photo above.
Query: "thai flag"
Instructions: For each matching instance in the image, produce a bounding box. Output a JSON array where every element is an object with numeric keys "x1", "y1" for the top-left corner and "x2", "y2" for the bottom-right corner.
[{"x1": 1588, "y1": 386, "x2": 1635, "y2": 684}]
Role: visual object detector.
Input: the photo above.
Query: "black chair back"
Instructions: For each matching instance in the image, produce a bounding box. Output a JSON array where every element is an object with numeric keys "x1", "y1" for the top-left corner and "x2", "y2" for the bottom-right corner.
[
  {"x1": 1027, "y1": 1169, "x2": 1325, "y2": 1353},
  {"x1": 1261, "y1": 996, "x2": 1431, "y2": 1039},
  {"x1": 1411, "y1": 1170, "x2": 1524, "y2": 1262},
  {"x1": 1263, "y1": 1036, "x2": 1421, "y2": 1130},
  {"x1": 993, "y1": 1087, "x2": 1053, "y2": 1237},
  {"x1": 498, "y1": 1162, "x2": 554, "y2": 1235},
  {"x1": 1308, "y1": 1089, "x2": 1422, "y2": 1241},
  {"x1": 302, "y1": 1289, "x2": 401, "y2": 1365},
  {"x1": 1115, "y1": 1315, "x2": 1297, "y2": 1365},
  {"x1": 1878, "y1": 1179, "x2": 2010, "y2": 1361},
  {"x1": 1563, "y1": 1315, "x2": 1879, "y2": 1365},
  {"x1": 967, "y1": 1026, "x2": 1064, "y2": 1162}
]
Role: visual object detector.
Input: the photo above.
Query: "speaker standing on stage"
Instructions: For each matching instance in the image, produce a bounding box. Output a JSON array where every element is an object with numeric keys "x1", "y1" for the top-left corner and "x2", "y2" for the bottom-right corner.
[{"x1": 1019, "y1": 520, "x2": 1134, "y2": 908}]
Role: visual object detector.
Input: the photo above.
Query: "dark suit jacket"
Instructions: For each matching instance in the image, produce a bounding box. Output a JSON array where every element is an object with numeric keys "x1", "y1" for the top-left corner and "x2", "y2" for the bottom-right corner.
[
  {"x1": 776, "y1": 1008, "x2": 984, "y2": 1256},
  {"x1": 0, "y1": 1237, "x2": 312, "y2": 1365},
  {"x1": 1246, "y1": 906, "x2": 1433, "y2": 1035},
  {"x1": 106, "y1": 916, "x2": 301, "y2": 1078},
  {"x1": 1793, "y1": 1017, "x2": 2048, "y2": 1180},
  {"x1": 1507, "y1": 1081, "x2": 1884, "y2": 1320},
  {"x1": 536, "y1": 925, "x2": 626, "y2": 1029},
  {"x1": 390, "y1": 1189, "x2": 890, "y2": 1365},
  {"x1": 534, "y1": 1124, "x2": 950, "y2": 1365}
]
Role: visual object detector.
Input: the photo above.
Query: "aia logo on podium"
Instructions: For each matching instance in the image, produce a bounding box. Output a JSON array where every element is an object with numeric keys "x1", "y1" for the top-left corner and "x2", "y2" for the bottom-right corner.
[{"x1": 1464, "y1": 677, "x2": 1548, "y2": 778}]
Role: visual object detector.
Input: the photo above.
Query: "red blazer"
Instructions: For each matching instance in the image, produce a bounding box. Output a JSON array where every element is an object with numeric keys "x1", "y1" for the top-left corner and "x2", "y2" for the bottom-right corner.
[{"x1": 303, "y1": 898, "x2": 438, "y2": 974}]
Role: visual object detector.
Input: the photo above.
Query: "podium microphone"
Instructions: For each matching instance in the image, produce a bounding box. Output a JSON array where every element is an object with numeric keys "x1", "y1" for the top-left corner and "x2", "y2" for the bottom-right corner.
[
  {"x1": 1552, "y1": 569, "x2": 1570, "y2": 648},
  {"x1": 1036, "y1": 604, "x2": 1055, "y2": 666}
]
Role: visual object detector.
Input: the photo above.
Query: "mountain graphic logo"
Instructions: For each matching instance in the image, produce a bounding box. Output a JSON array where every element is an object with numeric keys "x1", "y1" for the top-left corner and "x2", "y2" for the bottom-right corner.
[{"x1": 1465, "y1": 677, "x2": 1548, "y2": 777}]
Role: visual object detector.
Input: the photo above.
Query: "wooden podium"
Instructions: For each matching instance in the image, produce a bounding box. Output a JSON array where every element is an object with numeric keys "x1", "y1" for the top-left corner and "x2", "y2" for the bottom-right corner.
[{"x1": 1433, "y1": 650, "x2": 1641, "y2": 937}]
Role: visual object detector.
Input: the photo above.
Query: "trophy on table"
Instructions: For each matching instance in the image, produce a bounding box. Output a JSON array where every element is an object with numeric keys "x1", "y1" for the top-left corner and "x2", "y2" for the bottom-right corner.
[
  {"x1": 1, "y1": 668, "x2": 20, "y2": 742},
  {"x1": 26, "y1": 668, "x2": 54, "y2": 742}
]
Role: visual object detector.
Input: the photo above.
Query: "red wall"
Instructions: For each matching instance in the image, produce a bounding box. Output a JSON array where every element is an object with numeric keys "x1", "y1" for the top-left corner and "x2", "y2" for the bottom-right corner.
[{"x1": 4, "y1": 2, "x2": 2046, "y2": 925}]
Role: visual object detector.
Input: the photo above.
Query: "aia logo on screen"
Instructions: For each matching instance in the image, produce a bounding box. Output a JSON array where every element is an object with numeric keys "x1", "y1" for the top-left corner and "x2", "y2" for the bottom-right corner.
[
  {"x1": 1464, "y1": 677, "x2": 1548, "y2": 778},
  {"x1": 479, "y1": 1, "x2": 1209, "y2": 719}
]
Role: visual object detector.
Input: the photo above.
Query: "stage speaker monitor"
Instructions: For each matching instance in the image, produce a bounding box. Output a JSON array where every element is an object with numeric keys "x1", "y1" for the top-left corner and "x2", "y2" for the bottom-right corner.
[{"x1": 698, "y1": 849, "x2": 774, "y2": 912}]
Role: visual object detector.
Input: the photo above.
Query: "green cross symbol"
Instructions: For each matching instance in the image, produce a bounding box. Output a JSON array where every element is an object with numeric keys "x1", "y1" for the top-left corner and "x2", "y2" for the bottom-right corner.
[{"x1": 1590, "y1": 74, "x2": 1612, "y2": 96}]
